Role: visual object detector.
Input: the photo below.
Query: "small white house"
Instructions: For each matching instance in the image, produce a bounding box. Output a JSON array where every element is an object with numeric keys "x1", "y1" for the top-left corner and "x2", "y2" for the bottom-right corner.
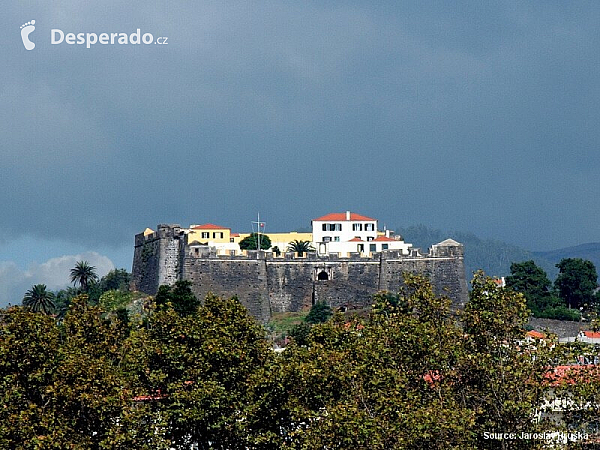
[{"x1": 311, "y1": 211, "x2": 412, "y2": 256}]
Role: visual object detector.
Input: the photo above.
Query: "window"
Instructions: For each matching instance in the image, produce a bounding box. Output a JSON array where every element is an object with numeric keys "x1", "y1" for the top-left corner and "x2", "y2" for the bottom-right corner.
[
  {"x1": 213, "y1": 232, "x2": 223, "y2": 239},
  {"x1": 357, "y1": 244, "x2": 364, "y2": 252},
  {"x1": 230, "y1": 238, "x2": 235, "y2": 243},
  {"x1": 352, "y1": 223, "x2": 363, "y2": 231},
  {"x1": 322, "y1": 224, "x2": 327, "y2": 231},
  {"x1": 201, "y1": 232, "x2": 210, "y2": 239},
  {"x1": 367, "y1": 236, "x2": 374, "y2": 241},
  {"x1": 370, "y1": 244, "x2": 376, "y2": 252},
  {"x1": 365, "y1": 223, "x2": 375, "y2": 231},
  {"x1": 334, "y1": 236, "x2": 340, "y2": 242},
  {"x1": 382, "y1": 244, "x2": 388, "y2": 250},
  {"x1": 323, "y1": 236, "x2": 331, "y2": 242}
]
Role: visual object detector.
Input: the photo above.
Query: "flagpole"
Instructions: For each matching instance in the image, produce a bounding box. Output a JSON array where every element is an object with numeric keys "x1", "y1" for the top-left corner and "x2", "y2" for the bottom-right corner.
[{"x1": 251, "y1": 213, "x2": 265, "y2": 251}]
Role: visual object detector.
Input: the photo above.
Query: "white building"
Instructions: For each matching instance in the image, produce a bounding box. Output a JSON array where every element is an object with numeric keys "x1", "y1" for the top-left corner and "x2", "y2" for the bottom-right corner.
[{"x1": 311, "y1": 211, "x2": 412, "y2": 256}]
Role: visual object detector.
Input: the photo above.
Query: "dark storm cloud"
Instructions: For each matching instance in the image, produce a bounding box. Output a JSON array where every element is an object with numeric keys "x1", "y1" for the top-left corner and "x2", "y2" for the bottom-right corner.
[{"x1": 2, "y1": 1, "x2": 600, "y2": 255}]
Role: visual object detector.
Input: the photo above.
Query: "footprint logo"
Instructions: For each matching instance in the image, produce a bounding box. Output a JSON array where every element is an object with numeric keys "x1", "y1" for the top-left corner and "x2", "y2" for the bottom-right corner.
[{"x1": 20, "y1": 20, "x2": 36, "y2": 50}]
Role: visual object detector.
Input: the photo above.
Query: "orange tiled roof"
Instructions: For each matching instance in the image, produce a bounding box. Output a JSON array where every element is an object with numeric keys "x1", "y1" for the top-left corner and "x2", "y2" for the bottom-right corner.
[
  {"x1": 313, "y1": 212, "x2": 376, "y2": 222},
  {"x1": 583, "y1": 331, "x2": 600, "y2": 339},
  {"x1": 526, "y1": 330, "x2": 546, "y2": 339},
  {"x1": 373, "y1": 235, "x2": 396, "y2": 242},
  {"x1": 348, "y1": 237, "x2": 364, "y2": 242},
  {"x1": 544, "y1": 365, "x2": 600, "y2": 386},
  {"x1": 192, "y1": 223, "x2": 230, "y2": 230}
]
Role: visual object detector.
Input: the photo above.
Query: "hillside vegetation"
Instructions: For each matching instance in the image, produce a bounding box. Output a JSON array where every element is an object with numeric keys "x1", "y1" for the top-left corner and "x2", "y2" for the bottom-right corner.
[
  {"x1": 4, "y1": 274, "x2": 599, "y2": 448},
  {"x1": 397, "y1": 224, "x2": 559, "y2": 279}
]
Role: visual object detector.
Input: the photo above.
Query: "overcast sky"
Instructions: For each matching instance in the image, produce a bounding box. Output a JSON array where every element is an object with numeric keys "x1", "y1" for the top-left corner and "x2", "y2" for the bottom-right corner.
[{"x1": 2, "y1": 2, "x2": 600, "y2": 306}]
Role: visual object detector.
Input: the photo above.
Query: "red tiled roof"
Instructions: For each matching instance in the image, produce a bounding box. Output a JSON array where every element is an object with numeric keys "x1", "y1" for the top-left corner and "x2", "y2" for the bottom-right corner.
[
  {"x1": 313, "y1": 212, "x2": 376, "y2": 222},
  {"x1": 192, "y1": 223, "x2": 230, "y2": 230},
  {"x1": 526, "y1": 330, "x2": 546, "y2": 339},
  {"x1": 544, "y1": 365, "x2": 600, "y2": 386},
  {"x1": 583, "y1": 331, "x2": 600, "y2": 339},
  {"x1": 348, "y1": 237, "x2": 364, "y2": 242},
  {"x1": 373, "y1": 236, "x2": 396, "y2": 242}
]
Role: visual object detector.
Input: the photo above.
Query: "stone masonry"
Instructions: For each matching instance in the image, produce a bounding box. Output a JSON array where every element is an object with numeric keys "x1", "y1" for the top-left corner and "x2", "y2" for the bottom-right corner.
[{"x1": 132, "y1": 225, "x2": 468, "y2": 323}]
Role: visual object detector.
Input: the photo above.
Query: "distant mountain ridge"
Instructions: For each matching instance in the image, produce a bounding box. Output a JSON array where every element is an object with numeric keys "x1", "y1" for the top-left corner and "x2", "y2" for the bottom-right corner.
[
  {"x1": 533, "y1": 243, "x2": 600, "y2": 277},
  {"x1": 395, "y1": 225, "x2": 567, "y2": 281}
]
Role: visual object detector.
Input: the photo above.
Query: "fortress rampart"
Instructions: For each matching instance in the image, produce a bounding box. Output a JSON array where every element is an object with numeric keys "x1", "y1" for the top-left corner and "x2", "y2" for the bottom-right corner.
[{"x1": 132, "y1": 224, "x2": 468, "y2": 323}]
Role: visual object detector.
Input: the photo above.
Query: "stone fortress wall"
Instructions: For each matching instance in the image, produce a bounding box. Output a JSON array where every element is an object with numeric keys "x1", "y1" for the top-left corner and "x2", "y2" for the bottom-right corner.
[{"x1": 132, "y1": 224, "x2": 468, "y2": 323}]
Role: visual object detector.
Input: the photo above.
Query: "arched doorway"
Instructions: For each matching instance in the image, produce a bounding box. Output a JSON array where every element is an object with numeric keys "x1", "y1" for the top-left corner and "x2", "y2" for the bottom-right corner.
[{"x1": 317, "y1": 270, "x2": 329, "y2": 281}]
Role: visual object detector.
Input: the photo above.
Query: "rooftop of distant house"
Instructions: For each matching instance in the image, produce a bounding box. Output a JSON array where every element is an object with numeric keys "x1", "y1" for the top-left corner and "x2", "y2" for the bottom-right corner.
[{"x1": 313, "y1": 212, "x2": 376, "y2": 222}]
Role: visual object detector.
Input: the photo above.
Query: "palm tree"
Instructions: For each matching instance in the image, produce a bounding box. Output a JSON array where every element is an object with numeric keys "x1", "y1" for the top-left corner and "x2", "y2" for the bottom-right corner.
[
  {"x1": 70, "y1": 261, "x2": 99, "y2": 292},
  {"x1": 286, "y1": 240, "x2": 315, "y2": 257},
  {"x1": 23, "y1": 284, "x2": 55, "y2": 314}
]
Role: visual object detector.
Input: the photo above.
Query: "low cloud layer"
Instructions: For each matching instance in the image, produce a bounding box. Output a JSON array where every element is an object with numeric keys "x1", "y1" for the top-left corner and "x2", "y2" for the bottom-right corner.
[{"x1": 0, "y1": 252, "x2": 114, "y2": 308}]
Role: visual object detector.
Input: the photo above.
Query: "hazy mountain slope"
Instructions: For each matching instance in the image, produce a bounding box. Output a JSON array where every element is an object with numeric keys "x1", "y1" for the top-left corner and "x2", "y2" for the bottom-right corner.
[
  {"x1": 396, "y1": 225, "x2": 558, "y2": 281},
  {"x1": 533, "y1": 243, "x2": 600, "y2": 275}
]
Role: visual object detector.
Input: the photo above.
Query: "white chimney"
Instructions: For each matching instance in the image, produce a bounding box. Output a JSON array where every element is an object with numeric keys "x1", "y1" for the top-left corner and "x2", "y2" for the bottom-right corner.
[{"x1": 346, "y1": 210, "x2": 351, "y2": 220}]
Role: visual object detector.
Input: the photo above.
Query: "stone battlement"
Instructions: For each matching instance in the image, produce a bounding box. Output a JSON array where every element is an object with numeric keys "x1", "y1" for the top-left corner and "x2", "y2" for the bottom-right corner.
[{"x1": 132, "y1": 224, "x2": 468, "y2": 323}]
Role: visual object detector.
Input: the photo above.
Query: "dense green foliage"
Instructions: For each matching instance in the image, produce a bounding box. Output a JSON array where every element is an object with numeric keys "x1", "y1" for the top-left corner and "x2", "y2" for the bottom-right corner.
[
  {"x1": 22, "y1": 284, "x2": 55, "y2": 314},
  {"x1": 286, "y1": 240, "x2": 315, "y2": 256},
  {"x1": 506, "y1": 259, "x2": 600, "y2": 320},
  {"x1": 98, "y1": 268, "x2": 131, "y2": 292},
  {"x1": 304, "y1": 300, "x2": 332, "y2": 324},
  {"x1": 3, "y1": 274, "x2": 598, "y2": 448},
  {"x1": 555, "y1": 258, "x2": 598, "y2": 310},
  {"x1": 506, "y1": 261, "x2": 565, "y2": 318},
  {"x1": 24, "y1": 268, "x2": 133, "y2": 316},
  {"x1": 288, "y1": 301, "x2": 332, "y2": 345},
  {"x1": 70, "y1": 260, "x2": 99, "y2": 292},
  {"x1": 239, "y1": 233, "x2": 272, "y2": 250},
  {"x1": 154, "y1": 280, "x2": 200, "y2": 317}
]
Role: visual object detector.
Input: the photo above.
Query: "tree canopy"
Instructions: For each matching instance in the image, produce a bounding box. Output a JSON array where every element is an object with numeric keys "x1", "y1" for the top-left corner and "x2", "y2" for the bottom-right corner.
[
  {"x1": 155, "y1": 280, "x2": 200, "y2": 317},
  {"x1": 99, "y1": 268, "x2": 131, "y2": 292},
  {"x1": 555, "y1": 258, "x2": 598, "y2": 310},
  {"x1": 239, "y1": 233, "x2": 272, "y2": 250},
  {"x1": 22, "y1": 284, "x2": 55, "y2": 314},
  {"x1": 286, "y1": 239, "x2": 315, "y2": 256},
  {"x1": 304, "y1": 300, "x2": 332, "y2": 324},
  {"x1": 70, "y1": 260, "x2": 99, "y2": 292},
  {"x1": 2, "y1": 273, "x2": 599, "y2": 448},
  {"x1": 506, "y1": 260, "x2": 562, "y2": 315}
]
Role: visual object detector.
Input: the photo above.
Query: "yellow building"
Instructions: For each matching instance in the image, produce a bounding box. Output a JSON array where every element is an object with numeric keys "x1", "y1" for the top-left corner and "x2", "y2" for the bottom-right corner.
[
  {"x1": 234, "y1": 231, "x2": 312, "y2": 252},
  {"x1": 188, "y1": 223, "x2": 232, "y2": 245}
]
